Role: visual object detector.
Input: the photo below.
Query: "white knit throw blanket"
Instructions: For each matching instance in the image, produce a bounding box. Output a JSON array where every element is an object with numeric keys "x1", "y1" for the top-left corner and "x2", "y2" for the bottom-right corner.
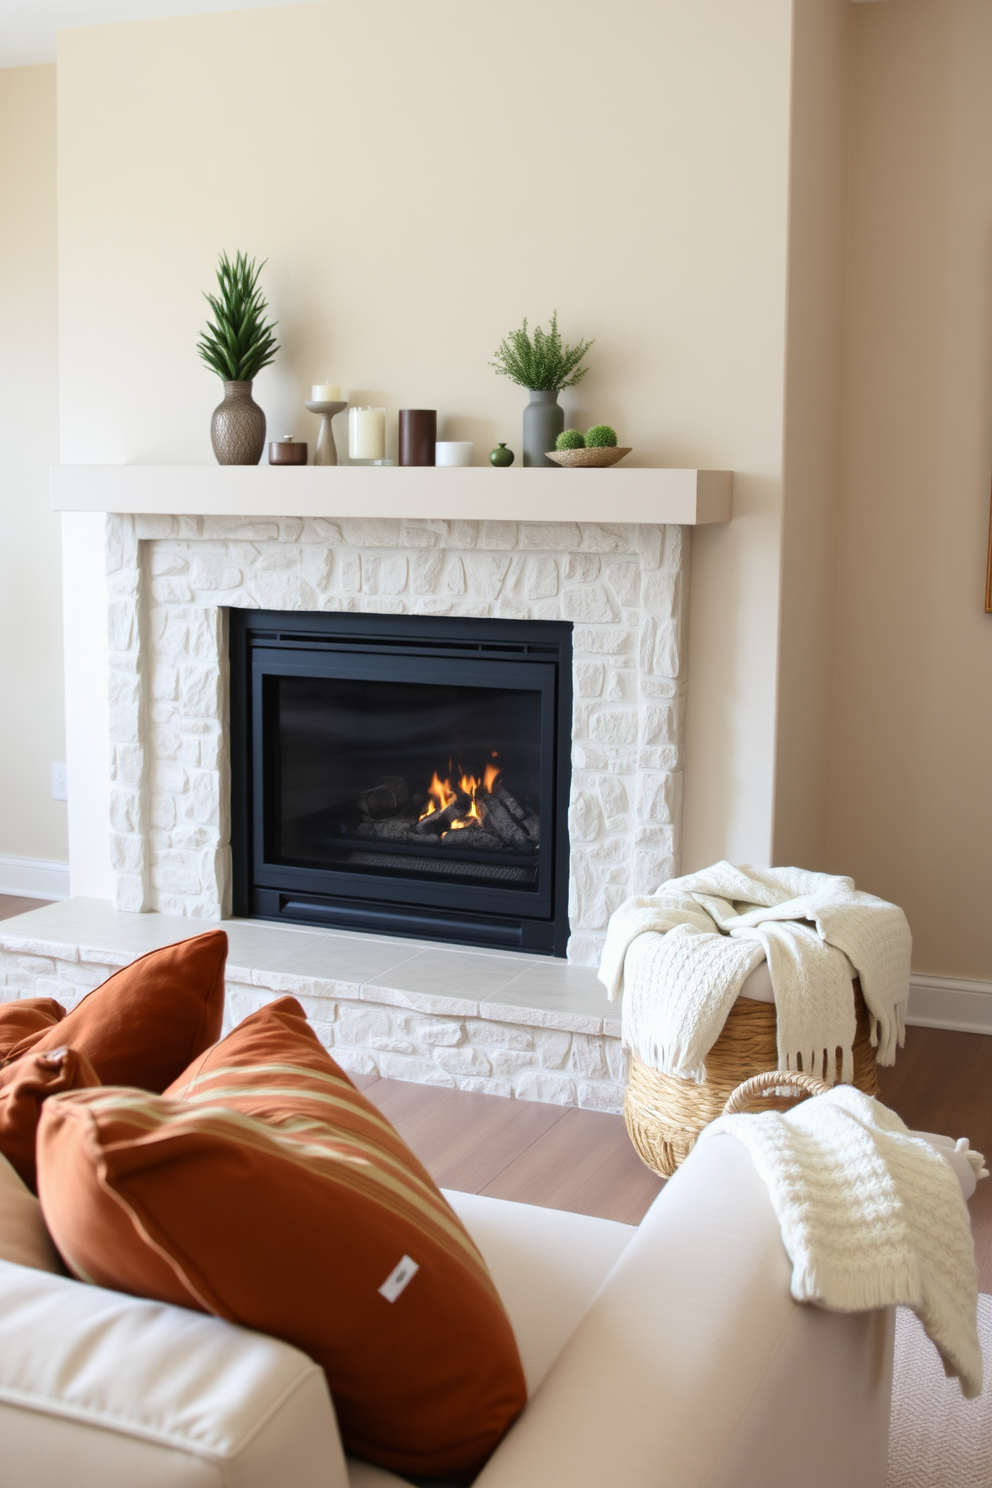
[
  {"x1": 701, "y1": 1086, "x2": 984, "y2": 1398},
  {"x1": 598, "y1": 862, "x2": 911, "y2": 1083}
]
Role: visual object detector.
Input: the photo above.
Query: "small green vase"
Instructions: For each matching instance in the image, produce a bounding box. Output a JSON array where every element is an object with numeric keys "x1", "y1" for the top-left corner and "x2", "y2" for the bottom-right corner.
[{"x1": 489, "y1": 442, "x2": 514, "y2": 467}]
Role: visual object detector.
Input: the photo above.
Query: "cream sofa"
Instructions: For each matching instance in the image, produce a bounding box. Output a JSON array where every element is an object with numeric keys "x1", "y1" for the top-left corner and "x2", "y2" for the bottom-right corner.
[{"x1": 0, "y1": 1129, "x2": 906, "y2": 1488}]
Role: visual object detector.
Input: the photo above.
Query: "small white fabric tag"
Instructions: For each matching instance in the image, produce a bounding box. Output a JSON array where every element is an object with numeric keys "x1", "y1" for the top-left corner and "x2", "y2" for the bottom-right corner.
[{"x1": 378, "y1": 1255, "x2": 419, "y2": 1303}]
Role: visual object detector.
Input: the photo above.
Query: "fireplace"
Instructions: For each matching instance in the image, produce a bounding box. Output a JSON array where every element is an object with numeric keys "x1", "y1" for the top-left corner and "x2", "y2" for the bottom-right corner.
[
  {"x1": 93, "y1": 512, "x2": 687, "y2": 967},
  {"x1": 230, "y1": 610, "x2": 573, "y2": 954}
]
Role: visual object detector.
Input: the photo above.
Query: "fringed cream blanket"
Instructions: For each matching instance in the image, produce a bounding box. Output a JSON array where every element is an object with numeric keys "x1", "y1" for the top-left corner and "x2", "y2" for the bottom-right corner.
[
  {"x1": 701, "y1": 1085, "x2": 985, "y2": 1398},
  {"x1": 598, "y1": 862, "x2": 910, "y2": 1083}
]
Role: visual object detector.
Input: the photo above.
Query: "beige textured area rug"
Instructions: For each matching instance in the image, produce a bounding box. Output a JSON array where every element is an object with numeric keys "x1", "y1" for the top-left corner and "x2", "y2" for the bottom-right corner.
[{"x1": 888, "y1": 1295, "x2": 992, "y2": 1487}]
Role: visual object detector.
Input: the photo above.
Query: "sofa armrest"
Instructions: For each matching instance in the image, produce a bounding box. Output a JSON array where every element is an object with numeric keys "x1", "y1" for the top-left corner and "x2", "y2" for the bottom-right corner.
[
  {"x1": 0, "y1": 1258, "x2": 348, "y2": 1488},
  {"x1": 474, "y1": 1133, "x2": 894, "y2": 1488}
]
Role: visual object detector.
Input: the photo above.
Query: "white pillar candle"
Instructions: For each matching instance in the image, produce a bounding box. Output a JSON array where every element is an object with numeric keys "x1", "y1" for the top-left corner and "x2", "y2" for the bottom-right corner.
[
  {"x1": 312, "y1": 383, "x2": 340, "y2": 402},
  {"x1": 349, "y1": 406, "x2": 386, "y2": 460}
]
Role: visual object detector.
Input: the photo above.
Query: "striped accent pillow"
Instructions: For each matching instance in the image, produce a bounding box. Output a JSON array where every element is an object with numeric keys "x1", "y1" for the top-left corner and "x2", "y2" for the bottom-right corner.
[{"x1": 37, "y1": 997, "x2": 526, "y2": 1482}]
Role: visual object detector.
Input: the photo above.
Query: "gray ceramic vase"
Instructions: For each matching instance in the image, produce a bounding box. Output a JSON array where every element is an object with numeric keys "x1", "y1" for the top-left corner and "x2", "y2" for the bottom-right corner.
[
  {"x1": 211, "y1": 380, "x2": 266, "y2": 465},
  {"x1": 522, "y1": 389, "x2": 564, "y2": 468}
]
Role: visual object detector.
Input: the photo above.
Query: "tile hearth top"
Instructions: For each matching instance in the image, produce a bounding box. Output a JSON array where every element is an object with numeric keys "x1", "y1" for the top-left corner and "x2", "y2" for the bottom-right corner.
[{"x1": 0, "y1": 898, "x2": 620, "y2": 1038}]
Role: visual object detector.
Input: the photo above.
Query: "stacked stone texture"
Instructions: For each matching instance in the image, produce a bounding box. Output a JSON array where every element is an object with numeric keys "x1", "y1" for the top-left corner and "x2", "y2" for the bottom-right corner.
[
  {"x1": 0, "y1": 938, "x2": 627, "y2": 1112},
  {"x1": 105, "y1": 513, "x2": 689, "y2": 968}
]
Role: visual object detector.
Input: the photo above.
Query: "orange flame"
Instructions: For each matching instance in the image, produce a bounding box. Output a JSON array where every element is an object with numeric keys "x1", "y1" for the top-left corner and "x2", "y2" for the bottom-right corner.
[{"x1": 417, "y1": 761, "x2": 502, "y2": 834}]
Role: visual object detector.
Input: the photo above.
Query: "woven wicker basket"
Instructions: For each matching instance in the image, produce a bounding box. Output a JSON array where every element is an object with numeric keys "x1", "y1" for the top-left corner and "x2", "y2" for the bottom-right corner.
[{"x1": 624, "y1": 980, "x2": 879, "y2": 1178}]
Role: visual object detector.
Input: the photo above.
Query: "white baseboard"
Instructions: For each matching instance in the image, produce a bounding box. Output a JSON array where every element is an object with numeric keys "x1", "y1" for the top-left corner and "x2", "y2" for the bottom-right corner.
[
  {"x1": 0, "y1": 855, "x2": 70, "y2": 901},
  {"x1": 907, "y1": 974, "x2": 992, "y2": 1036}
]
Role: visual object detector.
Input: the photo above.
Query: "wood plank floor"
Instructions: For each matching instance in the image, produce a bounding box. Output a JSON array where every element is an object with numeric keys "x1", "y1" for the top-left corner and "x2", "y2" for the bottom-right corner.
[
  {"x1": 878, "y1": 1026, "x2": 992, "y2": 1292},
  {"x1": 363, "y1": 1076, "x2": 663, "y2": 1226},
  {"x1": 0, "y1": 895, "x2": 987, "y2": 1279},
  {"x1": 0, "y1": 895, "x2": 49, "y2": 919}
]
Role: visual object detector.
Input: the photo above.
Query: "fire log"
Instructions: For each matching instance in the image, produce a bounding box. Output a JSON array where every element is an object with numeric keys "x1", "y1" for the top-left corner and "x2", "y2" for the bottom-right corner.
[
  {"x1": 465, "y1": 830, "x2": 506, "y2": 852},
  {"x1": 370, "y1": 819, "x2": 413, "y2": 841},
  {"x1": 359, "y1": 776, "x2": 409, "y2": 820},
  {"x1": 440, "y1": 821, "x2": 506, "y2": 853},
  {"x1": 493, "y1": 782, "x2": 540, "y2": 844},
  {"x1": 410, "y1": 792, "x2": 471, "y2": 838},
  {"x1": 521, "y1": 812, "x2": 540, "y2": 845},
  {"x1": 477, "y1": 791, "x2": 529, "y2": 849},
  {"x1": 493, "y1": 782, "x2": 527, "y2": 822}
]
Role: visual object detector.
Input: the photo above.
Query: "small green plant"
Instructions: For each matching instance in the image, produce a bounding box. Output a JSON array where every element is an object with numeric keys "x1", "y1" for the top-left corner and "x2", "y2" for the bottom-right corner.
[
  {"x1": 197, "y1": 251, "x2": 279, "y2": 383},
  {"x1": 490, "y1": 311, "x2": 593, "y2": 392},
  {"x1": 556, "y1": 429, "x2": 585, "y2": 451},
  {"x1": 585, "y1": 423, "x2": 618, "y2": 448}
]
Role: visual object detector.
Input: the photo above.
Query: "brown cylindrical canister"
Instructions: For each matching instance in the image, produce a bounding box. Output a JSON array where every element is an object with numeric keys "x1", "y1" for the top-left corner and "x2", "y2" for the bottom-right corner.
[
  {"x1": 269, "y1": 437, "x2": 308, "y2": 466},
  {"x1": 398, "y1": 410, "x2": 437, "y2": 466}
]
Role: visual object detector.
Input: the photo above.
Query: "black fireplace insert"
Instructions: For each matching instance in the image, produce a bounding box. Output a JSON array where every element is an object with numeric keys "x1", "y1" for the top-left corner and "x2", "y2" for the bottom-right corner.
[{"x1": 230, "y1": 610, "x2": 572, "y2": 955}]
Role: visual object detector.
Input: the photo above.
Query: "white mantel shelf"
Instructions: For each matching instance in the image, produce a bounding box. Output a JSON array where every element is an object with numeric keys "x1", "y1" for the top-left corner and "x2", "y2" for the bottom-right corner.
[{"x1": 51, "y1": 465, "x2": 733, "y2": 525}]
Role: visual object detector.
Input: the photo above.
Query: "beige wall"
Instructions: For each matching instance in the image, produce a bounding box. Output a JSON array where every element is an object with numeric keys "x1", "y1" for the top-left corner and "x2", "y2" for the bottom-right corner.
[
  {"x1": 826, "y1": 0, "x2": 992, "y2": 979},
  {"x1": 0, "y1": 64, "x2": 67, "y2": 869},
  {"x1": 772, "y1": 0, "x2": 850, "y2": 869},
  {"x1": 57, "y1": 0, "x2": 797, "y2": 880}
]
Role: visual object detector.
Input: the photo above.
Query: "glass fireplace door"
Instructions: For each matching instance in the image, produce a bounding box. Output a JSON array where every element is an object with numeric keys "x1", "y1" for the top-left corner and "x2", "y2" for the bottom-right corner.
[
  {"x1": 264, "y1": 670, "x2": 546, "y2": 891},
  {"x1": 231, "y1": 610, "x2": 572, "y2": 955}
]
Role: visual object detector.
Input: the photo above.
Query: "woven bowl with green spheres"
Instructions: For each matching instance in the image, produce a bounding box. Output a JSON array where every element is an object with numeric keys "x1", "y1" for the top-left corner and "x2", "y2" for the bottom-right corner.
[
  {"x1": 585, "y1": 424, "x2": 618, "y2": 448},
  {"x1": 556, "y1": 429, "x2": 585, "y2": 451}
]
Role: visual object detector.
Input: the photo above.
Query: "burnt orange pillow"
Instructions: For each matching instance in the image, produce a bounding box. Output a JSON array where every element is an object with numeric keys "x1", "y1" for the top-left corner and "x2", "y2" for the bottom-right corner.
[
  {"x1": 2, "y1": 931, "x2": 227, "y2": 1090},
  {"x1": 0, "y1": 998, "x2": 66, "y2": 1058},
  {"x1": 0, "y1": 932, "x2": 225, "y2": 1193},
  {"x1": 0, "y1": 1047, "x2": 100, "y2": 1190},
  {"x1": 38, "y1": 997, "x2": 526, "y2": 1482}
]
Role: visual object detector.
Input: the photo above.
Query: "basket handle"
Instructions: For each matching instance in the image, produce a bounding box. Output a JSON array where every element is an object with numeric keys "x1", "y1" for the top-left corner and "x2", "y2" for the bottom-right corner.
[{"x1": 723, "y1": 1070, "x2": 830, "y2": 1115}]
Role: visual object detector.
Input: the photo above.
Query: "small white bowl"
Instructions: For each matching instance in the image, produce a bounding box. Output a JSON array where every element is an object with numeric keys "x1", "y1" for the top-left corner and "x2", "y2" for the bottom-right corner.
[{"x1": 435, "y1": 441, "x2": 474, "y2": 467}]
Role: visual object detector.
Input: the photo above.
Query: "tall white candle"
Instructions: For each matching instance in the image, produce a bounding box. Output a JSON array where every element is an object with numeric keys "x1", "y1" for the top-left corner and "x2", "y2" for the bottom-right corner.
[
  {"x1": 312, "y1": 382, "x2": 340, "y2": 402},
  {"x1": 349, "y1": 406, "x2": 386, "y2": 460}
]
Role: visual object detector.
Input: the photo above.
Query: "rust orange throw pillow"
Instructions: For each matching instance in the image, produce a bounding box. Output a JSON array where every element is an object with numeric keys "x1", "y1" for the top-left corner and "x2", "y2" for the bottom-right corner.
[
  {"x1": 37, "y1": 997, "x2": 526, "y2": 1482},
  {"x1": 0, "y1": 997, "x2": 66, "y2": 1058},
  {"x1": 0, "y1": 1047, "x2": 101, "y2": 1190},
  {"x1": 0, "y1": 931, "x2": 226, "y2": 1192},
  {"x1": 2, "y1": 932, "x2": 227, "y2": 1090}
]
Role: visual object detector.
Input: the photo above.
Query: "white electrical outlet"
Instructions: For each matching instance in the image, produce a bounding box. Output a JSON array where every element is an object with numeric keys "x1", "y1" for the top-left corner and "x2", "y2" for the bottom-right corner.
[{"x1": 51, "y1": 763, "x2": 68, "y2": 801}]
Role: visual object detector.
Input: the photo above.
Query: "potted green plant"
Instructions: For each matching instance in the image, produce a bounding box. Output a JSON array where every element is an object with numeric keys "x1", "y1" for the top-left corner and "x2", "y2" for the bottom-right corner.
[
  {"x1": 490, "y1": 312, "x2": 593, "y2": 467},
  {"x1": 198, "y1": 252, "x2": 279, "y2": 465}
]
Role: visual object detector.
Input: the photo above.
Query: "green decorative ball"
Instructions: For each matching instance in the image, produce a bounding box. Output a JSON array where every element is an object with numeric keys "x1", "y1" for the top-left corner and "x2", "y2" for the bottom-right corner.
[
  {"x1": 585, "y1": 424, "x2": 618, "y2": 448},
  {"x1": 555, "y1": 429, "x2": 585, "y2": 451}
]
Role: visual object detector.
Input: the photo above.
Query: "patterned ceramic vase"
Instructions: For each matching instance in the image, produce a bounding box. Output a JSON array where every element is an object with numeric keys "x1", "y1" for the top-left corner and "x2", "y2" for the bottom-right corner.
[{"x1": 211, "y1": 380, "x2": 266, "y2": 465}]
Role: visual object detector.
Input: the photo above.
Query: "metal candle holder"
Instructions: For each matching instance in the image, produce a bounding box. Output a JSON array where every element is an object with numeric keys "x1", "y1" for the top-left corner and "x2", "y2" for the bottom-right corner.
[{"x1": 304, "y1": 400, "x2": 349, "y2": 466}]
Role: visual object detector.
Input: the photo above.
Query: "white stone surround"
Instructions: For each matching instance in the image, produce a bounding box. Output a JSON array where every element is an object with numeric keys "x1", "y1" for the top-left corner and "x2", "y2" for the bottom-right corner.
[{"x1": 105, "y1": 513, "x2": 689, "y2": 968}]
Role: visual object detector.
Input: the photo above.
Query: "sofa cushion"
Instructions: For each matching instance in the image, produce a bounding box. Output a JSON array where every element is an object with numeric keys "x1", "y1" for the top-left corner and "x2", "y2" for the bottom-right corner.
[
  {"x1": 0, "y1": 998, "x2": 66, "y2": 1057},
  {"x1": 0, "y1": 1257, "x2": 347, "y2": 1488},
  {"x1": 0, "y1": 1151, "x2": 64, "y2": 1274},
  {"x1": 0, "y1": 1047, "x2": 101, "y2": 1191},
  {"x1": 37, "y1": 997, "x2": 527, "y2": 1483},
  {"x1": 1, "y1": 932, "x2": 227, "y2": 1092}
]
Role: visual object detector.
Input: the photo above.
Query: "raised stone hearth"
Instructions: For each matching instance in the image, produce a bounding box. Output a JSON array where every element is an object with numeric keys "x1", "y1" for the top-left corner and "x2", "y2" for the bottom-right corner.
[{"x1": 0, "y1": 900, "x2": 626, "y2": 1111}]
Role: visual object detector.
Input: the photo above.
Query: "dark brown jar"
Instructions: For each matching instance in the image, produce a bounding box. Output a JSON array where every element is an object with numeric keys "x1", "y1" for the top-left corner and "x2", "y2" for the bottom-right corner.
[{"x1": 398, "y1": 410, "x2": 437, "y2": 466}]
